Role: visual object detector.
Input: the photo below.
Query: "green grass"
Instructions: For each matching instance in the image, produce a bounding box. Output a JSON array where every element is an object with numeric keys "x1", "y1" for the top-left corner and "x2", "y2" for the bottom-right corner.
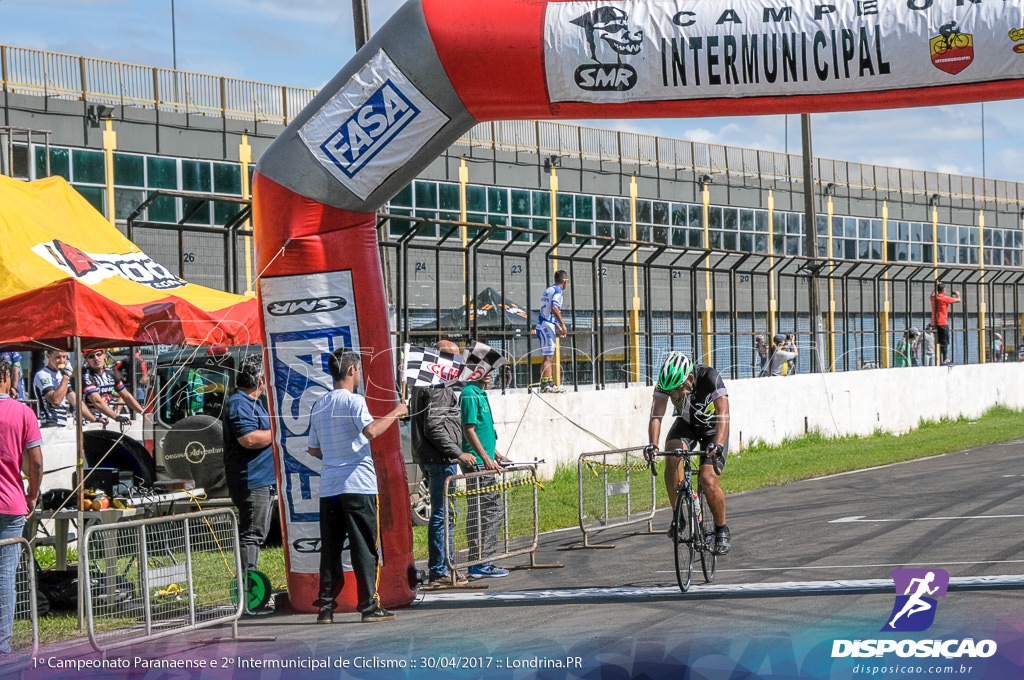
[{"x1": 30, "y1": 405, "x2": 1023, "y2": 644}]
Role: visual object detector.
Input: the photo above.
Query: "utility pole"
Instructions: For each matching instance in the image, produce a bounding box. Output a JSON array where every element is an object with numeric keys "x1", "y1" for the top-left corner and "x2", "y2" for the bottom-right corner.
[
  {"x1": 352, "y1": 0, "x2": 370, "y2": 50},
  {"x1": 801, "y1": 113, "x2": 822, "y2": 374}
]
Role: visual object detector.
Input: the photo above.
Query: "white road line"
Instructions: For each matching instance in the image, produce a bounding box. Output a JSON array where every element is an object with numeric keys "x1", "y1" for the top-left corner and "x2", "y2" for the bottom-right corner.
[
  {"x1": 656, "y1": 559, "x2": 1024, "y2": 574},
  {"x1": 414, "y1": 575, "x2": 1024, "y2": 604},
  {"x1": 830, "y1": 514, "x2": 1024, "y2": 523}
]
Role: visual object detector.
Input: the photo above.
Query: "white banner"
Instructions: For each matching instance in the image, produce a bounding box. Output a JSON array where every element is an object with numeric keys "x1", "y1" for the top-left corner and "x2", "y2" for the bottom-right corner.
[
  {"x1": 261, "y1": 269, "x2": 361, "y2": 573},
  {"x1": 544, "y1": 1, "x2": 1024, "y2": 103},
  {"x1": 299, "y1": 49, "x2": 450, "y2": 201}
]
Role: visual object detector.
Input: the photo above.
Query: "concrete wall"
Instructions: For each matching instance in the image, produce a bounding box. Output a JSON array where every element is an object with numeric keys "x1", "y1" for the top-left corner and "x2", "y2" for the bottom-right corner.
[{"x1": 488, "y1": 363, "x2": 1024, "y2": 479}]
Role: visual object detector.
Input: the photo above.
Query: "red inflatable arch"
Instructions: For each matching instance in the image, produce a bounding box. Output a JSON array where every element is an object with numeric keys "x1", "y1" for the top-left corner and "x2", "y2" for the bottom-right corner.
[{"x1": 254, "y1": 0, "x2": 1024, "y2": 612}]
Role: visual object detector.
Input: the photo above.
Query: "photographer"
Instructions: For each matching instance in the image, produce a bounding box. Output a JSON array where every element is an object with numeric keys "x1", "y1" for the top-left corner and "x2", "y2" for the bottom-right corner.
[{"x1": 767, "y1": 333, "x2": 798, "y2": 377}]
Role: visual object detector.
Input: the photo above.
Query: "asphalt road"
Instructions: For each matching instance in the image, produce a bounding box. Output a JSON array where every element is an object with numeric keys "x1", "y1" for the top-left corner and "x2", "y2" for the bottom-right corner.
[{"x1": 26, "y1": 439, "x2": 1024, "y2": 679}]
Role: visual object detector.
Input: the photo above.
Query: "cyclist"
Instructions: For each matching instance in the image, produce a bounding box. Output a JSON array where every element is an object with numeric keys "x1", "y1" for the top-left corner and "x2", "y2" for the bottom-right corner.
[{"x1": 644, "y1": 352, "x2": 732, "y2": 555}]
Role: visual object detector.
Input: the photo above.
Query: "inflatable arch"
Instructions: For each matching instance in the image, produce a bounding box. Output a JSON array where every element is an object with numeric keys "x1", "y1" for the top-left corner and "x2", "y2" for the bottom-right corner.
[{"x1": 253, "y1": 0, "x2": 1024, "y2": 612}]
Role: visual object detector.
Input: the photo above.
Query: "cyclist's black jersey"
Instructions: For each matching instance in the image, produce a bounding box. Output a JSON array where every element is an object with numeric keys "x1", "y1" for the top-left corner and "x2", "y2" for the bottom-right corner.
[{"x1": 654, "y1": 364, "x2": 728, "y2": 438}]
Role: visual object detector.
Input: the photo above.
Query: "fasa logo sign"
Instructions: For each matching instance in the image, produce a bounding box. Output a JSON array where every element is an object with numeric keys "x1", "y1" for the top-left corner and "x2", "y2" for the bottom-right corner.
[
  {"x1": 320, "y1": 80, "x2": 419, "y2": 179},
  {"x1": 882, "y1": 568, "x2": 948, "y2": 632}
]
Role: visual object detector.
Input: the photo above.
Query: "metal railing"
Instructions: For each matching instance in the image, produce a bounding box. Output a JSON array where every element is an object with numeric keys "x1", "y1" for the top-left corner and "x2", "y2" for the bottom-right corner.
[
  {"x1": 574, "y1": 448, "x2": 657, "y2": 548},
  {"x1": 443, "y1": 465, "x2": 556, "y2": 575},
  {"x1": 0, "y1": 536, "x2": 39, "y2": 662},
  {"x1": 82, "y1": 508, "x2": 242, "y2": 652},
  {"x1": 380, "y1": 213, "x2": 1024, "y2": 389}
]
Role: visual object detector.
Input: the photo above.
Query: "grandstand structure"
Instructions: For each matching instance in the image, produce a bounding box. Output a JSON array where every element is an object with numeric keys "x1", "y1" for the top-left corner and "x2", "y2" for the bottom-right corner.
[{"x1": 2, "y1": 44, "x2": 1022, "y2": 385}]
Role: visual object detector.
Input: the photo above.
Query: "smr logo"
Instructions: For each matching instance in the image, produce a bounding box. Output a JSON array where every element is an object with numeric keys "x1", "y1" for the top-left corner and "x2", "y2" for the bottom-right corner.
[
  {"x1": 570, "y1": 7, "x2": 643, "y2": 92},
  {"x1": 882, "y1": 568, "x2": 949, "y2": 632}
]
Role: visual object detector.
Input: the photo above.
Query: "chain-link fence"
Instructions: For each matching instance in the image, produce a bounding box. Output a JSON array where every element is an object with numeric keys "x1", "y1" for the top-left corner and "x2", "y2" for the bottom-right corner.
[
  {"x1": 574, "y1": 448, "x2": 657, "y2": 548},
  {"x1": 82, "y1": 509, "x2": 241, "y2": 652},
  {"x1": 443, "y1": 465, "x2": 546, "y2": 574},
  {"x1": 1, "y1": 536, "x2": 38, "y2": 664}
]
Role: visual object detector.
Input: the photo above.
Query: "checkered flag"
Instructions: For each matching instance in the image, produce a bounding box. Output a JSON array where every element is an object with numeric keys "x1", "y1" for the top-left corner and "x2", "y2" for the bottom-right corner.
[
  {"x1": 458, "y1": 340, "x2": 508, "y2": 383},
  {"x1": 403, "y1": 345, "x2": 464, "y2": 390}
]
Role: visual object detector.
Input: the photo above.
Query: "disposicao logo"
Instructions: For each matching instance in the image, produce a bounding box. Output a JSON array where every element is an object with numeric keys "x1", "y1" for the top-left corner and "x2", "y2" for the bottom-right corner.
[{"x1": 831, "y1": 568, "x2": 998, "y2": 660}]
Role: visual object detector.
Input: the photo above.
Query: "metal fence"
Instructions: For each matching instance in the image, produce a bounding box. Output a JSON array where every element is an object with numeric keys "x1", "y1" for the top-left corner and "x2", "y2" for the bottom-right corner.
[
  {"x1": 82, "y1": 508, "x2": 241, "y2": 653},
  {"x1": 443, "y1": 465, "x2": 552, "y2": 575},
  {"x1": 574, "y1": 448, "x2": 657, "y2": 548},
  {"x1": 379, "y1": 213, "x2": 1024, "y2": 389},
  {"x1": 1, "y1": 536, "x2": 38, "y2": 663}
]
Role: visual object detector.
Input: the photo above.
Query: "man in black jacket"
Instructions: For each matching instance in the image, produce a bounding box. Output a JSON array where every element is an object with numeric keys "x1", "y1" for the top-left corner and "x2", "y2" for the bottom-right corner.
[{"x1": 409, "y1": 340, "x2": 477, "y2": 585}]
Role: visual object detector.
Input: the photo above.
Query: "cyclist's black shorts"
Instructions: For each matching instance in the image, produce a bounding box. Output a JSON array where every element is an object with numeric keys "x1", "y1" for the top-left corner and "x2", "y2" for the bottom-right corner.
[{"x1": 666, "y1": 418, "x2": 729, "y2": 470}]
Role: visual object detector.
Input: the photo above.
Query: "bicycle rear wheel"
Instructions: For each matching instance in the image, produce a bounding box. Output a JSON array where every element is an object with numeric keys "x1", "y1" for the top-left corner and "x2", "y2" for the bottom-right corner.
[
  {"x1": 698, "y1": 490, "x2": 717, "y2": 583},
  {"x1": 673, "y1": 493, "x2": 695, "y2": 593}
]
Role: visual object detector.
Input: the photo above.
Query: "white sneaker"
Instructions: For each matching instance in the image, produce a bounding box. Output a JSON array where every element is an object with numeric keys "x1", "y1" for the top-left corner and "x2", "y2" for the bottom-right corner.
[{"x1": 541, "y1": 382, "x2": 566, "y2": 393}]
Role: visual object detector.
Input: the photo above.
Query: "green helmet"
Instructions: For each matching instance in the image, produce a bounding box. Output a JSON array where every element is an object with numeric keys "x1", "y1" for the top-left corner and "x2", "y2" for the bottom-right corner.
[{"x1": 657, "y1": 352, "x2": 693, "y2": 392}]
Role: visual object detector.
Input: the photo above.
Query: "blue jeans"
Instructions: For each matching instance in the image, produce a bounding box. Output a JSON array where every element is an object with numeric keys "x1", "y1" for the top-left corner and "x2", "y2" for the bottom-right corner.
[
  {"x1": 0, "y1": 514, "x2": 26, "y2": 656},
  {"x1": 422, "y1": 463, "x2": 459, "y2": 577}
]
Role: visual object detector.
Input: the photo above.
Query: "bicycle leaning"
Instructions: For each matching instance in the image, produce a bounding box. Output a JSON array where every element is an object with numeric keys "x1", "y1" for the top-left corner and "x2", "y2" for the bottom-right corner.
[{"x1": 646, "y1": 447, "x2": 717, "y2": 593}]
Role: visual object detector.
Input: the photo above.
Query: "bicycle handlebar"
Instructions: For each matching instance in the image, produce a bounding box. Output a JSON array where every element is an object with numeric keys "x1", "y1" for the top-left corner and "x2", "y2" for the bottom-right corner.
[{"x1": 646, "y1": 448, "x2": 702, "y2": 477}]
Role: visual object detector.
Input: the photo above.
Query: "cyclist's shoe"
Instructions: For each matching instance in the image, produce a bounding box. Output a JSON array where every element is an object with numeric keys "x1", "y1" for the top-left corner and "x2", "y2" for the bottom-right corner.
[
  {"x1": 713, "y1": 525, "x2": 731, "y2": 555},
  {"x1": 665, "y1": 520, "x2": 678, "y2": 540}
]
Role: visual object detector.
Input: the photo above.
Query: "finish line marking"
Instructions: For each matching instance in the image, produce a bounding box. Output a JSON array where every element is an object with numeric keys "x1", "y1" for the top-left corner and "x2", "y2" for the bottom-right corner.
[
  {"x1": 414, "y1": 575, "x2": 1024, "y2": 605},
  {"x1": 830, "y1": 514, "x2": 1024, "y2": 523},
  {"x1": 705, "y1": 558, "x2": 1024, "y2": 574}
]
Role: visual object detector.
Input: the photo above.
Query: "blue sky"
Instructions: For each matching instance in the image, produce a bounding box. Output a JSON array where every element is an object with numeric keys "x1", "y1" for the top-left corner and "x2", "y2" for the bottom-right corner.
[{"x1": 2, "y1": 0, "x2": 1021, "y2": 183}]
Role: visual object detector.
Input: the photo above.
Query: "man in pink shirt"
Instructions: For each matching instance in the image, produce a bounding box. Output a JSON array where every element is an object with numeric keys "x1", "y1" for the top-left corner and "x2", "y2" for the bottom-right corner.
[
  {"x1": 0, "y1": 356, "x2": 42, "y2": 657},
  {"x1": 930, "y1": 282, "x2": 961, "y2": 365}
]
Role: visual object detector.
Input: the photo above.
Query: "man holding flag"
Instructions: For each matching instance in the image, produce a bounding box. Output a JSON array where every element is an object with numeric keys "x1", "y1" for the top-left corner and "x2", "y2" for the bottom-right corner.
[{"x1": 407, "y1": 340, "x2": 477, "y2": 586}]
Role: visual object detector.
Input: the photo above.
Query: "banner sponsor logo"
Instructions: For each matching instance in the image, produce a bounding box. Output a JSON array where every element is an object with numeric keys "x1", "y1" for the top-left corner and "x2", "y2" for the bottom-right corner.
[
  {"x1": 300, "y1": 50, "x2": 449, "y2": 201},
  {"x1": 545, "y1": 1, "x2": 1021, "y2": 104},
  {"x1": 261, "y1": 269, "x2": 360, "y2": 573},
  {"x1": 266, "y1": 295, "x2": 348, "y2": 317},
  {"x1": 32, "y1": 239, "x2": 187, "y2": 290},
  {"x1": 930, "y1": 23, "x2": 974, "y2": 75}
]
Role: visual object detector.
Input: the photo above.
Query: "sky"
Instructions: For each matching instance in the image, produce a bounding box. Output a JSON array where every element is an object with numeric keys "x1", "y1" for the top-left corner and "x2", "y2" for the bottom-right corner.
[{"x1": 1, "y1": 0, "x2": 1021, "y2": 182}]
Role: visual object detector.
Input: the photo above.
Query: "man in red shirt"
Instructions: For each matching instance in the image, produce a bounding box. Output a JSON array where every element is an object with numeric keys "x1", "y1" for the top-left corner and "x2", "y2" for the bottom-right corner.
[{"x1": 931, "y1": 282, "x2": 961, "y2": 365}]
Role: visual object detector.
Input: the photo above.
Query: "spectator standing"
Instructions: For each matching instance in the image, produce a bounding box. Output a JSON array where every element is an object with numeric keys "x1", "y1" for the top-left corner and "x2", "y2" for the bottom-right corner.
[
  {"x1": 920, "y1": 325, "x2": 937, "y2": 367},
  {"x1": 82, "y1": 348, "x2": 145, "y2": 424},
  {"x1": 754, "y1": 335, "x2": 768, "y2": 377},
  {"x1": 222, "y1": 354, "x2": 275, "y2": 612},
  {"x1": 0, "y1": 352, "x2": 22, "y2": 400},
  {"x1": 460, "y1": 361, "x2": 511, "y2": 578},
  {"x1": 308, "y1": 348, "x2": 407, "y2": 624},
  {"x1": 930, "y1": 283, "x2": 961, "y2": 365},
  {"x1": 536, "y1": 270, "x2": 570, "y2": 393},
  {"x1": 894, "y1": 329, "x2": 917, "y2": 368},
  {"x1": 767, "y1": 334, "x2": 798, "y2": 377},
  {"x1": 33, "y1": 350, "x2": 97, "y2": 427},
  {"x1": 409, "y1": 340, "x2": 477, "y2": 585},
  {"x1": 0, "y1": 358, "x2": 42, "y2": 658},
  {"x1": 133, "y1": 350, "x2": 150, "y2": 405},
  {"x1": 993, "y1": 333, "x2": 1004, "y2": 362}
]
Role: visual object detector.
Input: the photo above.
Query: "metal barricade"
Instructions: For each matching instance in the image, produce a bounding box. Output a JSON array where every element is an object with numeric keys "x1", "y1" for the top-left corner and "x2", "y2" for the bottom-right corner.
[
  {"x1": 1, "y1": 536, "x2": 38, "y2": 663},
  {"x1": 82, "y1": 508, "x2": 242, "y2": 652},
  {"x1": 573, "y1": 447, "x2": 657, "y2": 548},
  {"x1": 443, "y1": 465, "x2": 560, "y2": 574}
]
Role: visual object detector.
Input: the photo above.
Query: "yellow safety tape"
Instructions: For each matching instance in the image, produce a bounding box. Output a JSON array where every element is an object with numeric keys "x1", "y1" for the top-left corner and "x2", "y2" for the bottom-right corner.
[
  {"x1": 449, "y1": 475, "x2": 543, "y2": 498},
  {"x1": 582, "y1": 458, "x2": 648, "y2": 479}
]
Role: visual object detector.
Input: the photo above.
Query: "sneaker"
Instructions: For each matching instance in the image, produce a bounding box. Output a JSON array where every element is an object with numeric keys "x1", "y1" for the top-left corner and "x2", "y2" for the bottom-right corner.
[
  {"x1": 540, "y1": 382, "x2": 566, "y2": 393},
  {"x1": 361, "y1": 605, "x2": 396, "y2": 622},
  {"x1": 713, "y1": 525, "x2": 731, "y2": 555},
  {"x1": 316, "y1": 605, "x2": 333, "y2": 624},
  {"x1": 468, "y1": 564, "x2": 510, "y2": 579},
  {"x1": 428, "y1": 571, "x2": 469, "y2": 585}
]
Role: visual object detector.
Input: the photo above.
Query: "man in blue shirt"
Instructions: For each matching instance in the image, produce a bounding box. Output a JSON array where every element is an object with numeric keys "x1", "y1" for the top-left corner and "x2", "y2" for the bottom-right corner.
[
  {"x1": 308, "y1": 348, "x2": 407, "y2": 624},
  {"x1": 536, "y1": 270, "x2": 570, "y2": 393},
  {"x1": 222, "y1": 354, "x2": 275, "y2": 609}
]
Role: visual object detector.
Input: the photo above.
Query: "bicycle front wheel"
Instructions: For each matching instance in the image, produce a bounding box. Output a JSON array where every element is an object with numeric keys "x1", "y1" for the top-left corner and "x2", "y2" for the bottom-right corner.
[
  {"x1": 699, "y1": 490, "x2": 717, "y2": 583},
  {"x1": 673, "y1": 493, "x2": 695, "y2": 593}
]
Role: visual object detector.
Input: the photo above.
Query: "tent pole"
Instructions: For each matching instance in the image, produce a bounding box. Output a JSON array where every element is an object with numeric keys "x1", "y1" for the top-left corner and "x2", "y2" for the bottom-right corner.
[{"x1": 74, "y1": 336, "x2": 85, "y2": 629}]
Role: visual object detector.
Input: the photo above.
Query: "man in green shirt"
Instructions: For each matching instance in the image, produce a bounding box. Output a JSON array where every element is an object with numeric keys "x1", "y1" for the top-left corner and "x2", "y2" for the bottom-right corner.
[{"x1": 460, "y1": 367, "x2": 511, "y2": 578}]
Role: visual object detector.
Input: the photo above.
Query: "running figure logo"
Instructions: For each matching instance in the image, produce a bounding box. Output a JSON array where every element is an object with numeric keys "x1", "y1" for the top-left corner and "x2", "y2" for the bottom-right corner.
[{"x1": 882, "y1": 568, "x2": 950, "y2": 632}]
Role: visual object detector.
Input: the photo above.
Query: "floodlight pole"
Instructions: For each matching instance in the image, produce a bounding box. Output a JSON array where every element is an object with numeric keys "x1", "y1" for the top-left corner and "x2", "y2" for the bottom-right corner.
[
  {"x1": 352, "y1": 0, "x2": 370, "y2": 50},
  {"x1": 801, "y1": 113, "x2": 822, "y2": 374}
]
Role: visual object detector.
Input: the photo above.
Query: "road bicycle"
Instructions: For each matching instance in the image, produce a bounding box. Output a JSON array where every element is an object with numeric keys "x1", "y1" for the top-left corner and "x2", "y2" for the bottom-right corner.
[
  {"x1": 648, "y1": 449, "x2": 717, "y2": 593},
  {"x1": 933, "y1": 23, "x2": 970, "y2": 53}
]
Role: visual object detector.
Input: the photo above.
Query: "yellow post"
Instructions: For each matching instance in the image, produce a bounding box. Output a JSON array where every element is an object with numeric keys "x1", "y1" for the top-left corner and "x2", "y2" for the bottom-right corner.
[
  {"x1": 102, "y1": 120, "x2": 117, "y2": 226},
  {"x1": 239, "y1": 133, "x2": 254, "y2": 295},
  {"x1": 931, "y1": 199, "x2": 940, "y2": 282},
  {"x1": 701, "y1": 181, "x2": 713, "y2": 364},
  {"x1": 978, "y1": 210, "x2": 987, "y2": 364},
  {"x1": 459, "y1": 157, "x2": 469, "y2": 304},
  {"x1": 767, "y1": 190, "x2": 777, "y2": 341},
  {"x1": 549, "y1": 162, "x2": 561, "y2": 384},
  {"x1": 628, "y1": 176, "x2": 642, "y2": 381},
  {"x1": 826, "y1": 194, "x2": 836, "y2": 371},
  {"x1": 880, "y1": 201, "x2": 891, "y2": 368}
]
